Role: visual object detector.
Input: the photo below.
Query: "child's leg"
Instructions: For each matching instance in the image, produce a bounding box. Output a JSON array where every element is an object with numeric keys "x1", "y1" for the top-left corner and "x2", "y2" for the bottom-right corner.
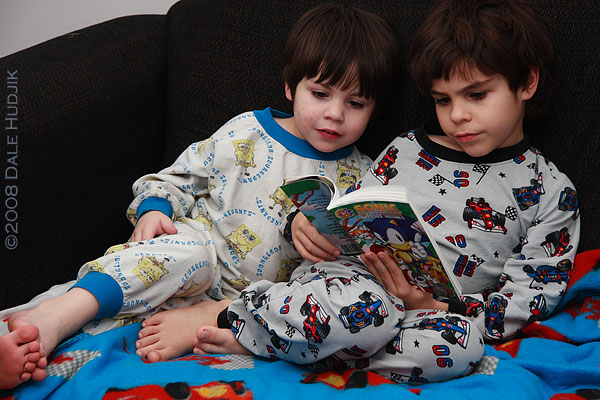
[
  {"x1": 0, "y1": 287, "x2": 99, "y2": 390},
  {"x1": 220, "y1": 259, "x2": 405, "y2": 364},
  {"x1": 76, "y1": 222, "x2": 218, "y2": 321},
  {"x1": 364, "y1": 310, "x2": 484, "y2": 383}
]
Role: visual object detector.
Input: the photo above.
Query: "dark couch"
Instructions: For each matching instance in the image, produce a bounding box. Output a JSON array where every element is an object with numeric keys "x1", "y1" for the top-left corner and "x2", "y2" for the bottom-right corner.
[{"x1": 1, "y1": 0, "x2": 598, "y2": 310}]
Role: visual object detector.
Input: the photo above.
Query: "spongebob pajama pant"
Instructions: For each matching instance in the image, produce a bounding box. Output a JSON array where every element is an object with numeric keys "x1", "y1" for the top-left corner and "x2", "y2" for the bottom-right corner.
[
  {"x1": 71, "y1": 221, "x2": 219, "y2": 333},
  {"x1": 225, "y1": 257, "x2": 484, "y2": 384}
]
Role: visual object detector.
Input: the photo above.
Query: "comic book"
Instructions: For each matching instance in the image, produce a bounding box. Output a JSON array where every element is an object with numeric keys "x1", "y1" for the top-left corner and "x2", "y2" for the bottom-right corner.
[{"x1": 281, "y1": 176, "x2": 461, "y2": 299}]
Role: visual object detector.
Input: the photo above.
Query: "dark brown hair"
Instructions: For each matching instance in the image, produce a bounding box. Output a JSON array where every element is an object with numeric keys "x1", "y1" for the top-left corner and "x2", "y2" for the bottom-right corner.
[
  {"x1": 408, "y1": 0, "x2": 553, "y2": 119},
  {"x1": 283, "y1": 4, "x2": 400, "y2": 115}
]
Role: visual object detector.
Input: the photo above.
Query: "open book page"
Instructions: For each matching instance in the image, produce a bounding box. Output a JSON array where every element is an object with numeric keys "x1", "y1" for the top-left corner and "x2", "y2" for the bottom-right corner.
[
  {"x1": 280, "y1": 176, "x2": 362, "y2": 255},
  {"x1": 327, "y1": 186, "x2": 461, "y2": 299}
]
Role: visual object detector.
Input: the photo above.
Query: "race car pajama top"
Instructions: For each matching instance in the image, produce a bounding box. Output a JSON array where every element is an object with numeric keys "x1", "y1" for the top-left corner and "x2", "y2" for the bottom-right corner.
[{"x1": 224, "y1": 123, "x2": 578, "y2": 384}]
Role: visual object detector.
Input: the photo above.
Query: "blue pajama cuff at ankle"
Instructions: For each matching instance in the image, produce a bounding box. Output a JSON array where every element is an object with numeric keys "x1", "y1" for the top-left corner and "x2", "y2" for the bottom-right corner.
[{"x1": 70, "y1": 271, "x2": 123, "y2": 320}]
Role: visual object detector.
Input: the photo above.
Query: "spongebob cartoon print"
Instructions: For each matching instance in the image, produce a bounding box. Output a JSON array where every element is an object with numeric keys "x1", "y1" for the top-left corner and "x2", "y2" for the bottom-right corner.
[
  {"x1": 336, "y1": 160, "x2": 362, "y2": 189},
  {"x1": 224, "y1": 275, "x2": 252, "y2": 292},
  {"x1": 225, "y1": 224, "x2": 262, "y2": 259},
  {"x1": 233, "y1": 139, "x2": 257, "y2": 175},
  {"x1": 132, "y1": 256, "x2": 169, "y2": 288},
  {"x1": 195, "y1": 138, "x2": 212, "y2": 158},
  {"x1": 275, "y1": 259, "x2": 299, "y2": 282},
  {"x1": 85, "y1": 260, "x2": 105, "y2": 273},
  {"x1": 104, "y1": 243, "x2": 133, "y2": 255},
  {"x1": 269, "y1": 185, "x2": 295, "y2": 217}
]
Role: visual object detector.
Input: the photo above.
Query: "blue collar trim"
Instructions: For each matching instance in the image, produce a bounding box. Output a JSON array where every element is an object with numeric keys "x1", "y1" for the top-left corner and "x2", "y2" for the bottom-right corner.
[{"x1": 254, "y1": 107, "x2": 354, "y2": 160}]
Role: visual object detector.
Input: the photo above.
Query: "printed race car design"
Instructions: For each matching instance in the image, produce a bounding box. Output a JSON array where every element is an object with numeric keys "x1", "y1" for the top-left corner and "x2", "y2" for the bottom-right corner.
[
  {"x1": 371, "y1": 145, "x2": 398, "y2": 185},
  {"x1": 339, "y1": 291, "x2": 389, "y2": 334},
  {"x1": 523, "y1": 259, "x2": 572, "y2": 288},
  {"x1": 529, "y1": 293, "x2": 548, "y2": 321},
  {"x1": 463, "y1": 197, "x2": 507, "y2": 234},
  {"x1": 485, "y1": 296, "x2": 507, "y2": 339},
  {"x1": 512, "y1": 174, "x2": 544, "y2": 210},
  {"x1": 541, "y1": 228, "x2": 573, "y2": 257},
  {"x1": 417, "y1": 316, "x2": 470, "y2": 348},
  {"x1": 300, "y1": 294, "x2": 331, "y2": 343},
  {"x1": 103, "y1": 380, "x2": 252, "y2": 400},
  {"x1": 558, "y1": 187, "x2": 579, "y2": 219}
]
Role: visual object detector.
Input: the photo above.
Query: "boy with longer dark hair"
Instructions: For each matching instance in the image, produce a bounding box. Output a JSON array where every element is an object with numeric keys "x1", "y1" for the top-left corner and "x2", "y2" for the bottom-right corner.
[
  {"x1": 0, "y1": 4, "x2": 401, "y2": 390},
  {"x1": 191, "y1": 0, "x2": 578, "y2": 384}
]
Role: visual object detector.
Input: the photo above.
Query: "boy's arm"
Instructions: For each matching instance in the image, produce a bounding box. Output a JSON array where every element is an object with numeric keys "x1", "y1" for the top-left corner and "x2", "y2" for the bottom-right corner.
[
  {"x1": 127, "y1": 139, "x2": 215, "y2": 227},
  {"x1": 471, "y1": 173, "x2": 580, "y2": 341}
]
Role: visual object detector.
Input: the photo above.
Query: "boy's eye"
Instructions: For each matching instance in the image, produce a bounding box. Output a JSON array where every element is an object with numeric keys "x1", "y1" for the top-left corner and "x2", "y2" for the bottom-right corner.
[
  {"x1": 348, "y1": 100, "x2": 364, "y2": 109},
  {"x1": 434, "y1": 97, "x2": 450, "y2": 106},
  {"x1": 470, "y1": 91, "x2": 487, "y2": 101},
  {"x1": 312, "y1": 90, "x2": 328, "y2": 99}
]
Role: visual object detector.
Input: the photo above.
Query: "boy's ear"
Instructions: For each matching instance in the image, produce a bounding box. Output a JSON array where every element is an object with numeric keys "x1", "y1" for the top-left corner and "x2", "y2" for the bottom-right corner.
[
  {"x1": 520, "y1": 68, "x2": 539, "y2": 100},
  {"x1": 285, "y1": 82, "x2": 294, "y2": 102}
]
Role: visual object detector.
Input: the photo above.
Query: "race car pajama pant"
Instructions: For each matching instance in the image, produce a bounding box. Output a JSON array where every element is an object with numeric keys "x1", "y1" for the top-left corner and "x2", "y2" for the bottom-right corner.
[{"x1": 225, "y1": 257, "x2": 484, "y2": 384}]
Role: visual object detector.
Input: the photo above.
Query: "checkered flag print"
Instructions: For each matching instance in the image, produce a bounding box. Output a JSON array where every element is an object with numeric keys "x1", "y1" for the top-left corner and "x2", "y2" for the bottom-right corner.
[
  {"x1": 473, "y1": 164, "x2": 490, "y2": 184},
  {"x1": 505, "y1": 206, "x2": 518, "y2": 221},
  {"x1": 471, "y1": 255, "x2": 485, "y2": 266},
  {"x1": 46, "y1": 350, "x2": 101, "y2": 380},
  {"x1": 208, "y1": 354, "x2": 255, "y2": 370},
  {"x1": 285, "y1": 322, "x2": 296, "y2": 338},
  {"x1": 308, "y1": 343, "x2": 320, "y2": 358},
  {"x1": 429, "y1": 174, "x2": 447, "y2": 186},
  {"x1": 473, "y1": 164, "x2": 490, "y2": 174},
  {"x1": 472, "y1": 355, "x2": 499, "y2": 375}
]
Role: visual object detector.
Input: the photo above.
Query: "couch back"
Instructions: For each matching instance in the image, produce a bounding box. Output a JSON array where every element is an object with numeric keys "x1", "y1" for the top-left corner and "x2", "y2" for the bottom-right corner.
[
  {"x1": 165, "y1": 0, "x2": 599, "y2": 253},
  {"x1": 0, "y1": 0, "x2": 597, "y2": 309}
]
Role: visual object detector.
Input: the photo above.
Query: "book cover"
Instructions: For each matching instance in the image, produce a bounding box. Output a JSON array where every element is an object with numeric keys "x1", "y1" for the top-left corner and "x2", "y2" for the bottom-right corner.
[{"x1": 281, "y1": 177, "x2": 461, "y2": 299}]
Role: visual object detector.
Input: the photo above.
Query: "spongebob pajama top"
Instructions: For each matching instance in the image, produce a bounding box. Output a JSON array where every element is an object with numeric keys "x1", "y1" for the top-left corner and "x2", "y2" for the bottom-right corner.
[
  {"x1": 224, "y1": 124, "x2": 579, "y2": 384},
  {"x1": 71, "y1": 107, "x2": 372, "y2": 331}
]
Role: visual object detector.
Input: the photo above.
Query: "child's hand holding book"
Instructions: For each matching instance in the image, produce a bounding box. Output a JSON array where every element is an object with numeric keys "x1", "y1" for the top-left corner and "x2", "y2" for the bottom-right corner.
[{"x1": 360, "y1": 251, "x2": 450, "y2": 311}]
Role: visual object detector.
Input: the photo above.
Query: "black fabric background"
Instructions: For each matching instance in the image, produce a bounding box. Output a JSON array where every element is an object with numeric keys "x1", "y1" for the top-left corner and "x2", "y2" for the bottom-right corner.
[{"x1": 0, "y1": 0, "x2": 598, "y2": 309}]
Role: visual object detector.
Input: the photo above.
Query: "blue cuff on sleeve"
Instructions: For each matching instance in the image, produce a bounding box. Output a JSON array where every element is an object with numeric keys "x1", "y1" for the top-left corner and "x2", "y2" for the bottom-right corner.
[
  {"x1": 137, "y1": 197, "x2": 173, "y2": 220},
  {"x1": 70, "y1": 271, "x2": 123, "y2": 320}
]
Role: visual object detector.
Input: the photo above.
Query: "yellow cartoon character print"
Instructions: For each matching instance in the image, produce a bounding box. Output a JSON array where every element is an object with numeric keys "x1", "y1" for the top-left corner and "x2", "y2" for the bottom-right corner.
[
  {"x1": 176, "y1": 281, "x2": 206, "y2": 297},
  {"x1": 104, "y1": 243, "x2": 133, "y2": 255},
  {"x1": 195, "y1": 138, "x2": 213, "y2": 158},
  {"x1": 275, "y1": 259, "x2": 300, "y2": 282},
  {"x1": 85, "y1": 260, "x2": 105, "y2": 274},
  {"x1": 224, "y1": 275, "x2": 251, "y2": 292},
  {"x1": 336, "y1": 161, "x2": 362, "y2": 189},
  {"x1": 269, "y1": 185, "x2": 295, "y2": 217},
  {"x1": 126, "y1": 207, "x2": 138, "y2": 225},
  {"x1": 233, "y1": 139, "x2": 256, "y2": 175},
  {"x1": 193, "y1": 209, "x2": 214, "y2": 231},
  {"x1": 114, "y1": 314, "x2": 139, "y2": 328},
  {"x1": 225, "y1": 224, "x2": 262, "y2": 259},
  {"x1": 133, "y1": 256, "x2": 169, "y2": 288}
]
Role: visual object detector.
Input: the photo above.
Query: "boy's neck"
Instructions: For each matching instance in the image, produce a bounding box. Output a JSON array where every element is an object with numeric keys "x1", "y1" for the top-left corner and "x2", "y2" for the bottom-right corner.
[
  {"x1": 274, "y1": 116, "x2": 300, "y2": 139},
  {"x1": 417, "y1": 123, "x2": 530, "y2": 164}
]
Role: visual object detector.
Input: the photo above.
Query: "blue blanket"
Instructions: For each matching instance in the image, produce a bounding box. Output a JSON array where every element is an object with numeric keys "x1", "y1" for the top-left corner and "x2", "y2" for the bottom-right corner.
[{"x1": 3, "y1": 250, "x2": 600, "y2": 400}]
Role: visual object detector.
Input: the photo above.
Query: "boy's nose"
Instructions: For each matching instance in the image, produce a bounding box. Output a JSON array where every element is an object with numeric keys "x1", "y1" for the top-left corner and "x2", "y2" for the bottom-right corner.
[
  {"x1": 450, "y1": 102, "x2": 471, "y2": 123},
  {"x1": 324, "y1": 101, "x2": 344, "y2": 121}
]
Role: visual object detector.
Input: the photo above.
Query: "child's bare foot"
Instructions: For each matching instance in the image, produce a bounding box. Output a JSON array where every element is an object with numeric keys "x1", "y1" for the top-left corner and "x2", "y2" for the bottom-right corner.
[
  {"x1": 136, "y1": 299, "x2": 231, "y2": 362},
  {"x1": 0, "y1": 323, "x2": 47, "y2": 390},
  {"x1": 193, "y1": 326, "x2": 251, "y2": 355}
]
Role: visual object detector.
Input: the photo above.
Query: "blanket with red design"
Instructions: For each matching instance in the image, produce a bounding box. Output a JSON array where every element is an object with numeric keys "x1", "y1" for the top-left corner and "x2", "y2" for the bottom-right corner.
[{"x1": 2, "y1": 250, "x2": 600, "y2": 400}]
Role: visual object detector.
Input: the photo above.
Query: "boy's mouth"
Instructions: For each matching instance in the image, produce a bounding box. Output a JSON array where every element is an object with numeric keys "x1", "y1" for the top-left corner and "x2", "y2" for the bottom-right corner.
[
  {"x1": 455, "y1": 132, "x2": 479, "y2": 142},
  {"x1": 318, "y1": 129, "x2": 341, "y2": 138}
]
